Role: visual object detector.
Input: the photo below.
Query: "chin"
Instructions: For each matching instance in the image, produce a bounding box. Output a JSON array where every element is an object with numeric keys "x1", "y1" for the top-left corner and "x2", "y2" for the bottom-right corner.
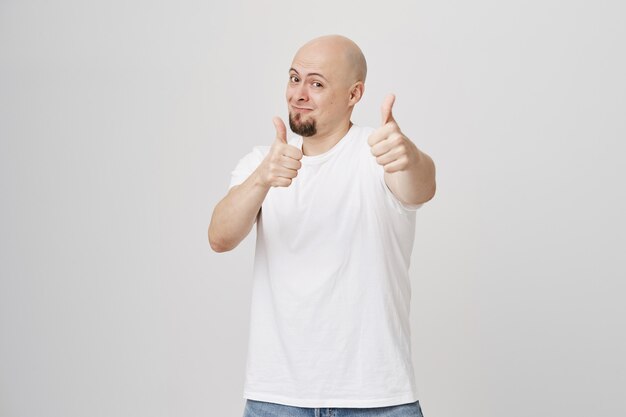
[{"x1": 289, "y1": 115, "x2": 317, "y2": 137}]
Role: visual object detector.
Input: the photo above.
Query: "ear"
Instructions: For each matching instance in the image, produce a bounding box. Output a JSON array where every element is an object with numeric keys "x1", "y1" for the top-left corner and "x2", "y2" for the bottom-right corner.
[{"x1": 348, "y1": 81, "x2": 365, "y2": 106}]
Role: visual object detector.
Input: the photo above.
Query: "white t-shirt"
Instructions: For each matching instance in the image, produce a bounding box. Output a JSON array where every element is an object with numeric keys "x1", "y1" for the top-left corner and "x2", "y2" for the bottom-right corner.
[{"x1": 229, "y1": 124, "x2": 424, "y2": 408}]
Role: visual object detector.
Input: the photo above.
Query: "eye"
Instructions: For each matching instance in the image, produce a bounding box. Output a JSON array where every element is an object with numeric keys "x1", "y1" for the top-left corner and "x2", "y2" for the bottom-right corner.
[
  {"x1": 312, "y1": 81, "x2": 323, "y2": 88},
  {"x1": 289, "y1": 75, "x2": 300, "y2": 83}
]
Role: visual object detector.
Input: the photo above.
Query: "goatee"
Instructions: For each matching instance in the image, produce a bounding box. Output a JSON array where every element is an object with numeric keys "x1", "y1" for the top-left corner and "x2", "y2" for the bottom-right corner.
[{"x1": 289, "y1": 112, "x2": 317, "y2": 137}]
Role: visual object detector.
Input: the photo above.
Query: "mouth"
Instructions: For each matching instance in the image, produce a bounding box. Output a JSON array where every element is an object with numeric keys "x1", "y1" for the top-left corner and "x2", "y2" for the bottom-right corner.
[{"x1": 291, "y1": 106, "x2": 314, "y2": 113}]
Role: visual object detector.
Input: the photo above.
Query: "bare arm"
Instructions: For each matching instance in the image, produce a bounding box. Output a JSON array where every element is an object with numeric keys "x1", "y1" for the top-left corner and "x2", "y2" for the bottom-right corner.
[
  {"x1": 208, "y1": 172, "x2": 270, "y2": 252},
  {"x1": 383, "y1": 147, "x2": 436, "y2": 206},
  {"x1": 368, "y1": 94, "x2": 436, "y2": 206},
  {"x1": 208, "y1": 117, "x2": 303, "y2": 252}
]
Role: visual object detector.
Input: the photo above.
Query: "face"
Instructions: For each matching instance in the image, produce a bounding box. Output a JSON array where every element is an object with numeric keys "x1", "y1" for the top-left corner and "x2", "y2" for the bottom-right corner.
[{"x1": 286, "y1": 43, "x2": 358, "y2": 138}]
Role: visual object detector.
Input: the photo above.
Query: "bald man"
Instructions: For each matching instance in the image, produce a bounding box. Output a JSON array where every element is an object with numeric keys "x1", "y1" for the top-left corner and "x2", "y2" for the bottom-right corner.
[{"x1": 209, "y1": 35, "x2": 435, "y2": 417}]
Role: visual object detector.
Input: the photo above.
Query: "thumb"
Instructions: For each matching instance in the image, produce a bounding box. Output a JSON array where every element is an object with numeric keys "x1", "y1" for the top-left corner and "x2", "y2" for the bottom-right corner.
[
  {"x1": 272, "y1": 116, "x2": 287, "y2": 144},
  {"x1": 380, "y1": 93, "x2": 396, "y2": 125}
]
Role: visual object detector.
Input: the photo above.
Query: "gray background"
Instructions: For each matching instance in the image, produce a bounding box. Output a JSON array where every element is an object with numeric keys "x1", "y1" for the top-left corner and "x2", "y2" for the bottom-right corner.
[{"x1": 1, "y1": 0, "x2": 625, "y2": 416}]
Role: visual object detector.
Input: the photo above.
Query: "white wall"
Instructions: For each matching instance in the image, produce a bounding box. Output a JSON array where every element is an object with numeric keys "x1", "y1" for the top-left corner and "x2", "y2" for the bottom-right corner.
[{"x1": 1, "y1": 1, "x2": 624, "y2": 416}]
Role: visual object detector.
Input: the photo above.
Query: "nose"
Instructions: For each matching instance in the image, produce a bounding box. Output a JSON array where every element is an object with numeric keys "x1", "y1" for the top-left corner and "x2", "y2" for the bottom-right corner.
[{"x1": 294, "y1": 82, "x2": 309, "y2": 102}]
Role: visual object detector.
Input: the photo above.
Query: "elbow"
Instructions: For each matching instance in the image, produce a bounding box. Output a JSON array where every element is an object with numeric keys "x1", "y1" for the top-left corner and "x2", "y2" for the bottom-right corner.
[
  {"x1": 417, "y1": 167, "x2": 436, "y2": 203},
  {"x1": 419, "y1": 156, "x2": 436, "y2": 203},
  {"x1": 423, "y1": 180, "x2": 436, "y2": 203},
  {"x1": 208, "y1": 234, "x2": 234, "y2": 253},
  {"x1": 208, "y1": 227, "x2": 234, "y2": 253},
  {"x1": 392, "y1": 182, "x2": 436, "y2": 207},
  {"x1": 209, "y1": 238, "x2": 230, "y2": 253},
  {"x1": 410, "y1": 180, "x2": 436, "y2": 205}
]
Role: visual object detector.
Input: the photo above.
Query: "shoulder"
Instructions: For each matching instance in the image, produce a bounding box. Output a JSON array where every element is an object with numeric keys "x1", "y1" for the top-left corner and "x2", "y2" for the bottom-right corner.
[
  {"x1": 352, "y1": 124, "x2": 376, "y2": 139},
  {"x1": 250, "y1": 145, "x2": 271, "y2": 158},
  {"x1": 352, "y1": 125, "x2": 376, "y2": 149},
  {"x1": 228, "y1": 146, "x2": 269, "y2": 189},
  {"x1": 348, "y1": 125, "x2": 376, "y2": 156},
  {"x1": 235, "y1": 145, "x2": 270, "y2": 166}
]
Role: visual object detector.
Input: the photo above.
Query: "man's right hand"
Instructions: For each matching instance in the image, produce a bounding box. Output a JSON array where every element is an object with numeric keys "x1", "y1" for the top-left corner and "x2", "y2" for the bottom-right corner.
[{"x1": 256, "y1": 117, "x2": 303, "y2": 188}]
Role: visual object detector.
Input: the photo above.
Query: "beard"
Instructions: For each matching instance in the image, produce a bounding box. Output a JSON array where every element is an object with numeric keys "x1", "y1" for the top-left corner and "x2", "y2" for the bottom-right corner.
[{"x1": 289, "y1": 112, "x2": 317, "y2": 137}]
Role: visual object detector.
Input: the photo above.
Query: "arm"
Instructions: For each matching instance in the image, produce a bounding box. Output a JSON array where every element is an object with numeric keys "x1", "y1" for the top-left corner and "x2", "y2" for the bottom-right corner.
[
  {"x1": 208, "y1": 117, "x2": 303, "y2": 252},
  {"x1": 368, "y1": 94, "x2": 436, "y2": 206},
  {"x1": 208, "y1": 173, "x2": 270, "y2": 253},
  {"x1": 384, "y1": 146, "x2": 436, "y2": 206}
]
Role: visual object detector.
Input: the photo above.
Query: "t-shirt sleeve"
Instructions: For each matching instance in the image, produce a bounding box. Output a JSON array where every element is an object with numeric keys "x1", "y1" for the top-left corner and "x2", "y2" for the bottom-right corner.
[{"x1": 228, "y1": 145, "x2": 270, "y2": 189}]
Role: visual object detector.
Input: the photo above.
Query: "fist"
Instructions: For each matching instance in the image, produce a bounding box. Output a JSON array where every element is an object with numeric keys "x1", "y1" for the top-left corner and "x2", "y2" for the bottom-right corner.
[
  {"x1": 367, "y1": 94, "x2": 419, "y2": 173},
  {"x1": 257, "y1": 116, "x2": 303, "y2": 187}
]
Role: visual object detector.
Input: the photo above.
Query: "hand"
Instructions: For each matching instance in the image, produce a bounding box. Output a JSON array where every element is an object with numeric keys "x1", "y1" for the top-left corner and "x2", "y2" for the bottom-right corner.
[
  {"x1": 367, "y1": 94, "x2": 419, "y2": 173},
  {"x1": 256, "y1": 116, "x2": 303, "y2": 187}
]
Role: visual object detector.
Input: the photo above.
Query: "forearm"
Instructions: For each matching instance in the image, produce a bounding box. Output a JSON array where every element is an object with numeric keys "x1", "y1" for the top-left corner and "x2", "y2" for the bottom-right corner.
[
  {"x1": 208, "y1": 171, "x2": 270, "y2": 252},
  {"x1": 384, "y1": 148, "x2": 436, "y2": 206}
]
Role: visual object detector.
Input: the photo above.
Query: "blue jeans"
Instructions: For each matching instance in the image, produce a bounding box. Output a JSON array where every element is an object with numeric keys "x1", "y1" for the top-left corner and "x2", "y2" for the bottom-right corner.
[{"x1": 243, "y1": 399, "x2": 424, "y2": 417}]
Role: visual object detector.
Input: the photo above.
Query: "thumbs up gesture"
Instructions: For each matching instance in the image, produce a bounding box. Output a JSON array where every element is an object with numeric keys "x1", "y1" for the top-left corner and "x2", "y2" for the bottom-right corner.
[
  {"x1": 256, "y1": 116, "x2": 303, "y2": 188},
  {"x1": 367, "y1": 94, "x2": 419, "y2": 173}
]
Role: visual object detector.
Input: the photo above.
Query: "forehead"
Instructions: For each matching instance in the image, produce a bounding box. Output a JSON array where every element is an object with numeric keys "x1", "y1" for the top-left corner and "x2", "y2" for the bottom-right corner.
[{"x1": 290, "y1": 44, "x2": 347, "y2": 81}]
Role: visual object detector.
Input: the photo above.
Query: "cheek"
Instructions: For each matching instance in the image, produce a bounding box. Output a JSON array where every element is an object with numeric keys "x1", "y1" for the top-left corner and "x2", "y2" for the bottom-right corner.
[
  {"x1": 328, "y1": 91, "x2": 347, "y2": 107},
  {"x1": 286, "y1": 84, "x2": 299, "y2": 100}
]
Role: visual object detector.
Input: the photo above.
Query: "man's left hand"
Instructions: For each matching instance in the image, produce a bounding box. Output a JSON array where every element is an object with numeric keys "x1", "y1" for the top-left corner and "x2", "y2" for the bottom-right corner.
[{"x1": 367, "y1": 94, "x2": 420, "y2": 173}]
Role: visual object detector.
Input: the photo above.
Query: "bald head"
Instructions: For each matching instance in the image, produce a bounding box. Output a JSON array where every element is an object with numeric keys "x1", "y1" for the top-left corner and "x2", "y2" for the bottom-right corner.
[
  {"x1": 286, "y1": 35, "x2": 367, "y2": 139},
  {"x1": 293, "y1": 35, "x2": 367, "y2": 85}
]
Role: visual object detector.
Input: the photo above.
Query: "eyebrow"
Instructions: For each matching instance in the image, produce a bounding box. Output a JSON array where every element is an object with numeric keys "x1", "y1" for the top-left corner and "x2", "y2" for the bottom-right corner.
[{"x1": 289, "y1": 68, "x2": 329, "y2": 82}]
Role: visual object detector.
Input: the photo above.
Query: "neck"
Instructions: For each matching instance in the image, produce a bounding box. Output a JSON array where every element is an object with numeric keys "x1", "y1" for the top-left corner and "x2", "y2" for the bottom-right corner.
[{"x1": 301, "y1": 121, "x2": 353, "y2": 156}]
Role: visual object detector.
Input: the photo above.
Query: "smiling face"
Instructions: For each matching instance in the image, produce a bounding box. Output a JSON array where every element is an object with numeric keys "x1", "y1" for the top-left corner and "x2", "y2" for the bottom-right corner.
[{"x1": 286, "y1": 35, "x2": 366, "y2": 138}]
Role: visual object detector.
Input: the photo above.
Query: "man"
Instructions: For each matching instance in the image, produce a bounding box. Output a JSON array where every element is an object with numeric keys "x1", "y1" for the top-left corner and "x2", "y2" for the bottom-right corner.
[{"x1": 209, "y1": 35, "x2": 435, "y2": 417}]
